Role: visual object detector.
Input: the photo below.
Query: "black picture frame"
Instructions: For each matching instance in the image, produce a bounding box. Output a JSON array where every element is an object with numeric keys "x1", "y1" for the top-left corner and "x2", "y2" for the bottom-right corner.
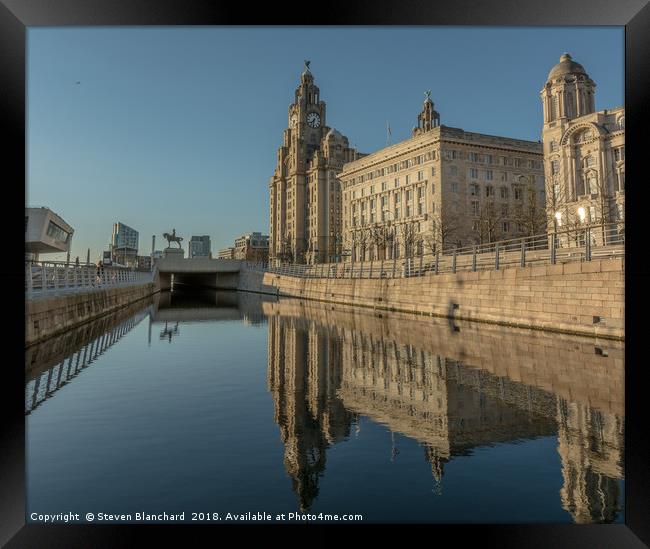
[{"x1": 2, "y1": 1, "x2": 648, "y2": 546}]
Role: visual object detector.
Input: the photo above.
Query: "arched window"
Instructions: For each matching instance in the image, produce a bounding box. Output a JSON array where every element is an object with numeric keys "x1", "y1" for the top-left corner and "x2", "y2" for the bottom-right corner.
[{"x1": 617, "y1": 116, "x2": 625, "y2": 130}]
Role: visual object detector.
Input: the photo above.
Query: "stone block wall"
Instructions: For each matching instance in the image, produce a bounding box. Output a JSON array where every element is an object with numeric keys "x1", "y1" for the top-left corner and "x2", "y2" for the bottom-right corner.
[
  {"x1": 238, "y1": 257, "x2": 624, "y2": 339},
  {"x1": 26, "y1": 283, "x2": 158, "y2": 346}
]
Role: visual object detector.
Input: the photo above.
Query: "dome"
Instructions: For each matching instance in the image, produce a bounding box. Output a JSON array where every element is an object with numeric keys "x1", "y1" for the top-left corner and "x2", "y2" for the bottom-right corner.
[{"x1": 547, "y1": 53, "x2": 588, "y2": 81}]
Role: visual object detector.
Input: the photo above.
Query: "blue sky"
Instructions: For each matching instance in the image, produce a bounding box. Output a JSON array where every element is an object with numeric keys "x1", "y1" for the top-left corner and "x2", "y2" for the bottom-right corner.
[{"x1": 27, "y1": 26, "x2": 623, "y2": 261}]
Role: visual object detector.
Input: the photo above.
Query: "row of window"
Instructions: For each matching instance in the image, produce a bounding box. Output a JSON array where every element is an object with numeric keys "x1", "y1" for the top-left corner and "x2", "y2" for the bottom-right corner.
[{"x1": 446, "y1": 149, "x2": 541, "y2": 168}]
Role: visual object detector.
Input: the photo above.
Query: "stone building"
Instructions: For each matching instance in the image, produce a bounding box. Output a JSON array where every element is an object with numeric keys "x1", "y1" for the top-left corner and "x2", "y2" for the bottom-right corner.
[
  {"x1": 540, "y1": 53, "x2": 625, "y2": 238},
  {"x1": 189, "y1": 235, "x2": 211, "y2": 258},
  {"x1": 268, "y1": 62, "x2": 364, "y2": 265},
  {"x1": 233, "y1": 231, "x2": 269, "y2": 262},
  {"x1": 339, "y1": 95, "x2": 545, "y2": 261},
  {"x1": 217, "y1": 247, "x2": 235, "y2": 259}
]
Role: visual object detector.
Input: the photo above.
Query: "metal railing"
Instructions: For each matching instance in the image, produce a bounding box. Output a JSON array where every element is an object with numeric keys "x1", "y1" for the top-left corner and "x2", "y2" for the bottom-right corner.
[
  {"x1": 254, "y1": 222, "x2": 624, "y2": 280},
  {"x1": 26, "y1": 260, "x2": 154, "y2": 297}
]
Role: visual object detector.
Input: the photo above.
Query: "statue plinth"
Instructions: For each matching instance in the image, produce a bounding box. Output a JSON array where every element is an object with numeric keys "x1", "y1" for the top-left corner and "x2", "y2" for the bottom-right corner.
[{"x1": 163, "y1": 247, "x2": 184, "y2": 259}]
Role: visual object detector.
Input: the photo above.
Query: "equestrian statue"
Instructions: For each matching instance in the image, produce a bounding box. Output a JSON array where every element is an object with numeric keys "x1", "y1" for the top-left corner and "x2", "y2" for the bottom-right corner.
[{"x1": 163, "y1": 228, "x2": 183, "y2": 249}]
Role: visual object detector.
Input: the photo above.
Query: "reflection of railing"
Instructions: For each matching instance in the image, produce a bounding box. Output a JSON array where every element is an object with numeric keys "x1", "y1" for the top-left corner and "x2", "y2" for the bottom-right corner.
[
  {"x1": 253, "y1": 222, "x2": 624, "y2": 279},
  {"x1": 25, "y1": 309, "x2": 148, "y2": 415},
  {"x1": 25, "y1": 260, "x2": 154, "y2": 297}
]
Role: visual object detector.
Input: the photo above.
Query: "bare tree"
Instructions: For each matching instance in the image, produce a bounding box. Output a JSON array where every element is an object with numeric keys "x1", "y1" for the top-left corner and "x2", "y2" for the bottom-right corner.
[
  {"x1": 513, "y1": 181, "x2": 547, "y2": 237},
  {"x1": 350, "y1": 227, "x2": 372, "y2": 261},
  {"x1": 424, "y1": 210, "x2": 460, "y2": 254},
  {"x1": 370, "y1": 224, "x2": 393, "y2": 260},
  {"x1": 277, "y1": 235, "x2": 294, "y2": 264},
  {"x1": 477, "y1": 200, "x2": 503, "y2": 244},
  {"x1": 399, "y1": 220, "x2": 420, "y2": 258}
]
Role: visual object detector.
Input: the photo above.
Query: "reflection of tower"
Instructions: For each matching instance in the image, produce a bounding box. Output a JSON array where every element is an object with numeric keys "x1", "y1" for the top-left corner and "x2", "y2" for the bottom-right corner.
[
  {"x1": 267, "y1": 315, "x2": 352, "y2": 511},
  {"x1": 556, "y1": 398, "x2": 624, "y2": 523},
  {"x1": 424, "y1": 444, "x2": 447, "y2": 495}
]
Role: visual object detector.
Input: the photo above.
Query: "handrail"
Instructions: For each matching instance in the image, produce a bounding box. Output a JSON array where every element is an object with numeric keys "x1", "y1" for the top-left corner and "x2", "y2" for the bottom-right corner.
[
  {"x1": 26, "y1": 260, "x2": 154, "y2": 297},
  {"x1": 254, "y1": 221, "x2": 624, "y2": 280}
]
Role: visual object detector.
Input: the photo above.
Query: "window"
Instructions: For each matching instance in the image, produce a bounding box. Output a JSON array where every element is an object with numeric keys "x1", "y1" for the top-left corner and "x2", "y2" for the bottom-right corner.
[
  {"x1": 370, "y1": 185, "x2": 375, "y2": 194},
  {"x1": 395, "y1": 207, "x2": 401, "y2": 219},
  {"x1": 418, "y1": 170, "x2": 424, "y2": 181},
  {"x1": 614, "y1": 146, "x2": 625, "y2": 162},
  {"x1": 471, "y1": 201, "x2": 480, "y2": 216},
  {"x1": 514, "y1": 158, "x2": 522, "y2": 168},
  {"x1": 370, "y1": 198, "x2": 376, "y2": 210},
  {"x1": 501, "y1": 204, "x2": 509, "y2": 217},
  {"x1": 381, "y1": 196, "x2": 387, "y2": 208},
  {"x1": 382, "y1": 181, "x2": 387, "y2": 191},
  {"x1": 406, "y1": 189, "x2": 413, "y2": 201},
  {"x1": 550, "y1": 140, "x2": 558, "y2": 152},
  {"x1": 431, "y1": 167, "x2": 436, "y2": 176},
  {"x1": 417, "y1": 202, "x2": 424, "y2": 215},
  {"x1": 553, "y1": 183, "x2": 560, "y2": 200},
  {"x1": 472, "y1": 220, "x2": 480, "y2": 231},
  {"x1": 469, "y1": 152, "x2": 480, "y2": 162},
  {"x1": 469, "y1": 168, "x2": 478, "y2": 179},
  {"x1": 470, "y1": 184, "x2": 479, "y2": 196},
  {"x1": 485, "y1": 154, "x2": 493, "y2": 165},
  {"x1": 485, "y1": 186, "x2": 494, "y2": 198},
  {"x1": 615, "y1": 170, "x2": 625, "y2": 191},
  {"x1": 500, "y1": 186, "x2": 509, "y2": 199},
  {"x1": 585, "y1": 156, "x2": 595, "y2": 167},
  {"x1": 395, "y1": 193, "x2": 401, "y2": 204},
  {"x1": 431, "y1": 184, "x2": 435, "y2": 194},
  {"x1": 514, "y1": 187, "x2": 523, "y2": 200},
  {"x1": 486, "y1": 170, "x2": 493, "y2": 181},
  {"x1": 451, "y1": 182, "x2": 459, "y2": 193},
  {"x1": 417, "y1": 187, "x2": 423, "y2": 199},
  {"x1": 500, "y1": 172, "x2": 507, "y2": 182},
  {"x1": 502, "y1": 221, "x2": 510, "y2": 233},
  {"x1": 618, "y1": 116, "x2": 625, "y2": 130},
  {"x1": 551, "y1": 160, "x2": 560, "y2": 175},
  {"x1": 450, "y1": 166, "x2": 458, "y2": 176},
  {"x1": 588, "y1": 174, "x2": 598, "y2": 195},
  {"x1": 394, "y1": 178, "x2": 400, "y2": 187},
  {"x1": 46, "y1": 221, "x2": 70, "y2": 243},
  {"x1": 617, "y1": 203, "x2": 624, "y2": 219},
  {"x1": 406, "y1": 205, "x2": 412, "y2": 217},
  {"x1": 589, "y1": 206, "x2": 596, "y2": 222}
]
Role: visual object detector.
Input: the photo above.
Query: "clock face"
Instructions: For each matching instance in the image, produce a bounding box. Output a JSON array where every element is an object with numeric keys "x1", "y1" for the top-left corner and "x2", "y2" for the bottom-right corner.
[{"x1": 307, "y1": 112, "x2": 321, "y2": 128}]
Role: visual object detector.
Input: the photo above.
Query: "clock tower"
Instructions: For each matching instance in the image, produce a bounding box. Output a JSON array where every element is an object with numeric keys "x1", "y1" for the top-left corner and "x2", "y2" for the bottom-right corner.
[{"x1": 269, "y1": 62, "x2": 361, "y2": 265}]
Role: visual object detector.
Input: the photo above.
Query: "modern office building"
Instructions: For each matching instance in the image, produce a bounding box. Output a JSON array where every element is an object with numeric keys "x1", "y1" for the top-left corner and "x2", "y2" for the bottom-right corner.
[
  {"x1": 268, "y1": 62, "x2": 364, "y2": 265},
  {"x1": 25, "y1": 207, "x2": 74, "y2": 261},
  {"x1": 189, "y1": 235, "x2": 212, "y2": 258},
  {"x1": 339, "y1": 96, "x2": 545, "y2": 261},
  {"x1": 234, "y1": 232, "x2": 269, "y2": 262},
  {"x1": 111, "y1": 222, "x2": 139, "y2": 267},
  {"x1": 540, "y1": 53, "x2": 625, "y2": 237}
]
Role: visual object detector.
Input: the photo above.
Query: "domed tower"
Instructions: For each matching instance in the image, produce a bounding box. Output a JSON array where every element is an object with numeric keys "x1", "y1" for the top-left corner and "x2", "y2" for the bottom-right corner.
[
  {"x1": 541, "y1": 53, "x2": 596, "y2": 124},
  {"x1": 412, "y1": 90, "x2": 441, "y2": 137}
]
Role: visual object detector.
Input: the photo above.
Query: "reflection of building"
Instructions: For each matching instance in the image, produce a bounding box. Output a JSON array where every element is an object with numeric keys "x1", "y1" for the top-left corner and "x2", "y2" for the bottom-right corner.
[
  {"x1": 189, "y1": 235, "x2": 211, "y2": 258},
  {"x1": 111, "y1": 222, "x2": 139, "y2": 267},
  {"x1": 234, "y1": 232, "x2": 269, "y2": 262},
  {"x1": 541, "y1": 54, "x2": 625, "y2": 234},
  {"x1": 217, "y1": 247, "x2": 235, "y2": 259},
  {"x1": 339, "y1": 97, "x2": 545, "y2": 259},
  {"x1": 25, "y1": 207, "x2": 74, "y2": 261},
  {"x1": 556, "y1": 399, "x2": 624, "y2": 523},
  {"x1": 265, "y1": 299, "x2": 624, "y2": 522},
  {"x1": 268, "y1": 63, "x2": 364, "y2": 265},
  {"x1": 267, "y1": 315, "x2": 353, "y2": 511}
]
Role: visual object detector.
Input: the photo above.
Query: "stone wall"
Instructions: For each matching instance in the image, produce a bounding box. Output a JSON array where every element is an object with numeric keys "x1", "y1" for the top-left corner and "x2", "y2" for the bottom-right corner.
[
  {"x1": 26, "y1": 283, "x2": 158, "y2": 346},
  {"x1": 238, "y1": 257, "x2": 624, "y2": 340}
]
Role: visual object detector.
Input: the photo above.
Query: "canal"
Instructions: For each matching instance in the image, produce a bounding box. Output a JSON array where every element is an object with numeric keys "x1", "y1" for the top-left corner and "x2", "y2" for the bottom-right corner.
[{"x1": 26, "y1": 289, "x2": 624, "y2": 524}]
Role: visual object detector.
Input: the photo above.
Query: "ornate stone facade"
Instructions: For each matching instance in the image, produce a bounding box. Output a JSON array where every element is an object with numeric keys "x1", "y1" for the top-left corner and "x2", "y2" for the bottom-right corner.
[
  {"x1": 269, "y1": 63, "x2": 363, "y2": 265},
  {"x1": 339, "y1": 97, "x2": 545, "y2": 261},
  {"x1": 541, "y1": 54, "x2": 625, "y2": 236}
]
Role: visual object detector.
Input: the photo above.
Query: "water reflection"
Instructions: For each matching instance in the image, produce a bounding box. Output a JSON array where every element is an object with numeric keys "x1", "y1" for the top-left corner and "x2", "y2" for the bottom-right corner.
[
  {"x1": 25, "y1": 290, "x2": 624, "y2": 523},
  {"x1": 263, "y1": 298, "x2": 624, "y2": 523}
]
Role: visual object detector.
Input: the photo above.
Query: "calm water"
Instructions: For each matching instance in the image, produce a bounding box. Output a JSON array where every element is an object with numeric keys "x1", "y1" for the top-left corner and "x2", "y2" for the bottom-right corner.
[{"x1": 26, "y1": 290, "x2": 625, "y2": 524}]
